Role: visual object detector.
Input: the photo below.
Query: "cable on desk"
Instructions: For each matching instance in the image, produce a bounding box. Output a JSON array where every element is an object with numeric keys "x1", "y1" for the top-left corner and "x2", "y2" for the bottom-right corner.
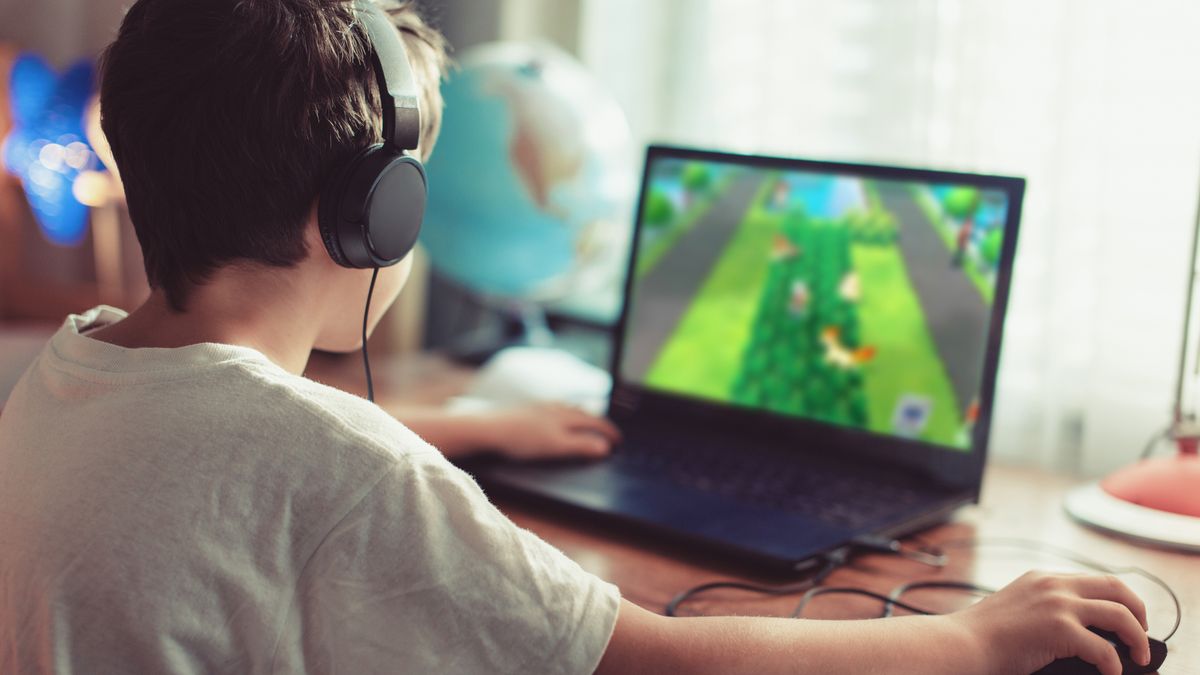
[
  {"x1": 662, "y1": 534, "x2": 1181, "y2": 644},
  {"x1": 790, "y1": 587, "x2": 939, "y2": 619},
  {"x1": 663, "y1": 549, "x2": 846, "y2": 617},
  {"x1": 932, "y1": 537, "x2": 1182, "y2": 642},
  {"x1": 665, "y1": 535, "x2": 945, "y2": 617},
  {"x1": 851, "y1": 533, "x2": 948, "y2": 567},
  {"x1": 881, "y1": 580, "x2": 994, "y2": 618}
]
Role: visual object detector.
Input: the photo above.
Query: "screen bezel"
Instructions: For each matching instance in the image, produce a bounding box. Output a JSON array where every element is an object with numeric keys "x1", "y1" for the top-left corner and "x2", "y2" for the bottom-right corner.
[{"x1": 607, "y1": 144, "x2": 1025, "y2": 489}]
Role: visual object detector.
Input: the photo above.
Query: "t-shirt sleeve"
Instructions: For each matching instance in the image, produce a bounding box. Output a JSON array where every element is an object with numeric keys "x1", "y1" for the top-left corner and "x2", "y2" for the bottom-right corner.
[{"x1": 280, "y1": 450, "x2": 621, "y2": 675}]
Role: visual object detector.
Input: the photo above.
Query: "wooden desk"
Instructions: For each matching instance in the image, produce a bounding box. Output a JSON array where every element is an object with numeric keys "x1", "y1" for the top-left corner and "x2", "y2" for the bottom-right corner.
[
  {"x1": 308, "y1": 351, "x2": 1198, "y2": 673},
  {"x1": 500, "y1": 468, "x2": 1197, "y2": 672}
]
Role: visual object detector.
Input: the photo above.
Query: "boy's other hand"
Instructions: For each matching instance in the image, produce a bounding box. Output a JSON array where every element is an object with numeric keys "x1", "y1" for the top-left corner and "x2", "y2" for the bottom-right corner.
[
  {"x1": 959, "y1": 570, "x2": 1150, "y2": 675},
  {"x1": 480, "y1": 403, "x2": 620, "y2": 461}
]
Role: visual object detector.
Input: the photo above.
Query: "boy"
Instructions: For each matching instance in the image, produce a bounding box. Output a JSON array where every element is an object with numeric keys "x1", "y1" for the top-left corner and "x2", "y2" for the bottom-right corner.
[{"x1": 0, "y1": 1, "x2": 1153, "y2": 673}]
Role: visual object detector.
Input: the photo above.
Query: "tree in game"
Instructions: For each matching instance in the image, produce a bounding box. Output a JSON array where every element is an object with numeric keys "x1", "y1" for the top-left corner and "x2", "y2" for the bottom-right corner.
[
  {"x1": 681, "y1": 162, "x2": 713, "y2": 194},
  {"x1": 643, "y1": 189, "x2": 674, "y2": 228},
  {"x1": 980, "y1": 228, "x2": 1002, "y2": 268},
  {"x1": 942, "y1": 187, "x2": 981, "y2": 267}
]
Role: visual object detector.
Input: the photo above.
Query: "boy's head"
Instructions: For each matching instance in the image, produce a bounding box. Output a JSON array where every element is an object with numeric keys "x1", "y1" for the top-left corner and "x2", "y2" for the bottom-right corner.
[{"x1": 99, "y1": 0, "x2": 448, "y2": 324}]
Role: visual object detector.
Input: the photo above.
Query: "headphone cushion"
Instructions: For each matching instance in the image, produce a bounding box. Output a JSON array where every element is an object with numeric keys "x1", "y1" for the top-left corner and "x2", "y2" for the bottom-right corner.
[{"x1": 317, "y1": 146, "x2": 373, "y2": 268}]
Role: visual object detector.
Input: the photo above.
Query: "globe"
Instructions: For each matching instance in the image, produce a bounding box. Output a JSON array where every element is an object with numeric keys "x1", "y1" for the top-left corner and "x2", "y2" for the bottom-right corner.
[{"x1": 421, "y1": 42, "x2": 635, "y2": 303}]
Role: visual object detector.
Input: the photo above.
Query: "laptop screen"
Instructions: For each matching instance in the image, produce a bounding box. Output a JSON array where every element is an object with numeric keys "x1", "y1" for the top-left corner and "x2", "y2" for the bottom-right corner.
[{"x1": 618, "y1": 150, "x2": 1019, "y2": 451}]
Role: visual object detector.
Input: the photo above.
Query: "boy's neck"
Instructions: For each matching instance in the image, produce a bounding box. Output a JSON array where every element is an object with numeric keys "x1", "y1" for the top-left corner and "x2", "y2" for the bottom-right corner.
[{"x1": 89, "y1": 275, "x2": 321, "y2": 375}]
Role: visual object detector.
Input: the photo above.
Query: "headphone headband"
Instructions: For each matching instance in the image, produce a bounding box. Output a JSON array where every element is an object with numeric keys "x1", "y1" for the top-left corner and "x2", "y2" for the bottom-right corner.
[
  {"x1": 319, "y1": 0, "x2": 428, "y2": 271},
  {"x1": 355, "y1": 0, "x2": 421, "y2": 151}
]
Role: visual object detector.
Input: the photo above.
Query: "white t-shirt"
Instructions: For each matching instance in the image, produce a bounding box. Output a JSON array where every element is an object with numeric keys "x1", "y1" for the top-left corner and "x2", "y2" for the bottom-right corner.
[{"x1": 0, "y1": 306, "x2": 620, "y2": 674}]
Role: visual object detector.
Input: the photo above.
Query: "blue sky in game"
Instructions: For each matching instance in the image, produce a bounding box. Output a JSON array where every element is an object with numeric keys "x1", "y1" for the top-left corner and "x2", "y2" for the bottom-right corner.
[{"x1": 774, "y1": 173, "x2": 866, "y2": 219}]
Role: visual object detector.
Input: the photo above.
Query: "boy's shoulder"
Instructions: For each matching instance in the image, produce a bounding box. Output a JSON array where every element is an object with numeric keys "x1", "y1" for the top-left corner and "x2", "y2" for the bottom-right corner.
[
  {"x1": 8, "y1": 307, "x2": 437, "y2": 485},
  {"x1": 221, "y1": 355, "x2": 438, "y2": 468}
]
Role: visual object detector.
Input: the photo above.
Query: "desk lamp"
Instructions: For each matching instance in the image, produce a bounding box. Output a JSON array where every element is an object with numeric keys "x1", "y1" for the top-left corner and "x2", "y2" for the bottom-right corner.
[{"x1": 1064, "y1": 172, "x2": 1200, "y2": 550}]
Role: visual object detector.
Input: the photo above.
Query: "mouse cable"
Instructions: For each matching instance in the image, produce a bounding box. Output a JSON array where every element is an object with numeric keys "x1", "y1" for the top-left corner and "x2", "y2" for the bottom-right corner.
[
  {"x1": 930, "y1": 537, "x2": 1181, "y2": 642},
  {"x1": 362, "y1": 267, "x2": 380, "y2": 403},
  {"x1": 881, "y1": 580, "x2": 995, "y2": 618},
  {"x1": 663, "y1": 548, "x2": 848, "y2": 617},
  {"x1": 796, "y1": 539, "x2": 1179, "y2": 637},
  {"x1": 790, "y1": 587, "x2": 941, "y2": 619},
  {"x1": 663, "y1": 534, "x2": 948, "y2": 618}
]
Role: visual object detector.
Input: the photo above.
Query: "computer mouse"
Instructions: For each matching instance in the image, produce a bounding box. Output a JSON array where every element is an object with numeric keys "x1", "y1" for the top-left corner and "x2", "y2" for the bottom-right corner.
[{"x1": 1032, "y1": 628, "x2": 1167, "y2": 674}]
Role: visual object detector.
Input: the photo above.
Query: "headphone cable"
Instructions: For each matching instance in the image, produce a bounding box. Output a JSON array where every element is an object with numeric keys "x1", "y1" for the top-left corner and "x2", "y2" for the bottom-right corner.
[{"x1": 362, "y1": 267, "x2": 380, "y2": 402}]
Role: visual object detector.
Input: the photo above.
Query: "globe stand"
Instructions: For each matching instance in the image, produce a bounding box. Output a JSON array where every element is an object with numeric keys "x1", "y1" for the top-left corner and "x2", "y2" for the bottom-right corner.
[
  {"x1": 513, "y1": 299, "x2": 554, "y2": 349},
  {"x1": 437, "y1": 292, "x2": 560, "y2": 366}
]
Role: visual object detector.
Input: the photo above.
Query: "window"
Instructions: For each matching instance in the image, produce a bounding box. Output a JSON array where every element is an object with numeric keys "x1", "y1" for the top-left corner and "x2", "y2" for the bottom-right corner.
[{"x1": 580, "y1": 0, "x2": 1200, "y2": 472}]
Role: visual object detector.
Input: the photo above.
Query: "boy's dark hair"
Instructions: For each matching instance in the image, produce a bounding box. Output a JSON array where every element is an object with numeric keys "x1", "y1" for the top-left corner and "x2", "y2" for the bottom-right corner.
[{"x1": 99, "y1": 0, "x2": 447, "y2": 310}]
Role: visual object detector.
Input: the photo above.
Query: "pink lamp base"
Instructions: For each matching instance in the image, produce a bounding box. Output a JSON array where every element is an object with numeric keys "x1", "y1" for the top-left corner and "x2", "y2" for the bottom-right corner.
[
  {"x1": 1100, "y1": 454, "x2": 1200, "y2": 518},
  {"x1": 1063, "y1": 456, "x2": 1200, "y2": 552}
]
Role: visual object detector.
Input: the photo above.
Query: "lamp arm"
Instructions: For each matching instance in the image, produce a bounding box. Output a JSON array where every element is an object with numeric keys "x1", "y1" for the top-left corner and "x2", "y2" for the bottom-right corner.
[{"x1": 1174, "y1": 154, "x2": 1200, "y2": 433}]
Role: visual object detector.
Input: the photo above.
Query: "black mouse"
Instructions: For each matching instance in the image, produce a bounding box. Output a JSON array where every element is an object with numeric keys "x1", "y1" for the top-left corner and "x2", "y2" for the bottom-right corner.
[{"x1": 1032, "y1": 627, "x2": 1168, "y2": 674}]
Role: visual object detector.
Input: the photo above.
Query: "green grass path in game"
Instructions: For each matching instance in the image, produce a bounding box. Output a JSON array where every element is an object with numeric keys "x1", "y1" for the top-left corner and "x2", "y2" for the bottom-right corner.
[
  {"x1": 643, "y1": 177, "x2": 779, "y2": 399},
  {"x1": 852, "y1": 243, "x2": 964, "y2": 447}
]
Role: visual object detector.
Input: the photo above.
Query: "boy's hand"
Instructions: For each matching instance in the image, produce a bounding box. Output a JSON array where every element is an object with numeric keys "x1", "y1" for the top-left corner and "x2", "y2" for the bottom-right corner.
[
  {"x1": 479, "y1": 403, "x2": 620, "y2": 461},
  {"x1": 958, "y1": 571, "x2": 1150, "y2": 675}
]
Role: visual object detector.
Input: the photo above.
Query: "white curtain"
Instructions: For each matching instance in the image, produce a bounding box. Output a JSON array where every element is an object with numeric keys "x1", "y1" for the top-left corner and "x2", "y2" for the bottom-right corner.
[{"x1": 579, "y1": 0, "x2": 1200, "y2": 475}]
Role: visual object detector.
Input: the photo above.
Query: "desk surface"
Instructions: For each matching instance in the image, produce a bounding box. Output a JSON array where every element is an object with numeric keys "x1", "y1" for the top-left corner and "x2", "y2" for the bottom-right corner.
[
  {"x1": 308, "y1": 351, "x2": 1197, "y2": 673},
  {"x1": 500, "y1": 467, "x2": 1197, "y2": 672}
]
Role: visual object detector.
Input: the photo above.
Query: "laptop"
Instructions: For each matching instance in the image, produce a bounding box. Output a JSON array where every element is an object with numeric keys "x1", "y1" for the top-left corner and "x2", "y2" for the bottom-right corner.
[{"x1": 477, "y1": 145, "x2": 1025, "y2": 570}]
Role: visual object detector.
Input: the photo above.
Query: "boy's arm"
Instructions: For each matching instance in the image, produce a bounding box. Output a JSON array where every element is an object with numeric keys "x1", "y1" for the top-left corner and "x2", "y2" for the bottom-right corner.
[
  {"x1": 596, "y1": 601, "x2": 982, "y2": 675},
  {"x1": 388, "y1": 402, "x2": 620, "y2": 461},
  {"x1": 596, "y1": 571, "x2": 1151, "y2": 675}
]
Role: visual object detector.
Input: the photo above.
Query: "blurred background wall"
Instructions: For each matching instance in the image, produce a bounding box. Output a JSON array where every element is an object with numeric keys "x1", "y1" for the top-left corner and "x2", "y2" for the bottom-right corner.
[
  {"x1": 0, "y1": 0, "x2": 128, "y2": 67},
  {"x1": 0, "y1": 0, "x2": 595, "y2": 344}
]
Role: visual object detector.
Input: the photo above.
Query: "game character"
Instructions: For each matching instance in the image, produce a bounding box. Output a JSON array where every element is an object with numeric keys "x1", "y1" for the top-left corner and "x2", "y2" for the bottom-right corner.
[
  {"x1": 772, "y1": 176, "x2": 790, "y2": 209},
  {"x1": 953, "y1": 217, "x2": 974, "y2": 267},
  {"x1": 771, "y1": 232, "x2": 800, "y2": 261},
  {"x1": 838, "y1": 270, "x2": 861, "y2": 302},
  {"x1": 820, "y1": 325, "x2": 877, "y2": 369},
  {"x1": 789, "y1": 279, "x2": 811, "y2": 315}
]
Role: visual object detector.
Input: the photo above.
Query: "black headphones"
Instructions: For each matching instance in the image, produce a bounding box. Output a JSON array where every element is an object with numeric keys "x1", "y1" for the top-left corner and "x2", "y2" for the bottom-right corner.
[{"x1": 318, "y1": 0, "x2": 426, "y2": 269}]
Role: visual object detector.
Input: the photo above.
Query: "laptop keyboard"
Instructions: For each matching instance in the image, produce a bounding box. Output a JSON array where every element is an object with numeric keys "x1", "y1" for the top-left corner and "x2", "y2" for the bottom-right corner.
[{"x1": 612, "y1": 431, "x2": 938, "y2": 530}]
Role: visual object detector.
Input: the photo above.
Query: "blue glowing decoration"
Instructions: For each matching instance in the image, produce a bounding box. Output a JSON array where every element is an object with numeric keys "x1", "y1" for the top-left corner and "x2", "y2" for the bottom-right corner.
[{"x1": 2, "y1": 54, "x2": 101, "y2": 246}]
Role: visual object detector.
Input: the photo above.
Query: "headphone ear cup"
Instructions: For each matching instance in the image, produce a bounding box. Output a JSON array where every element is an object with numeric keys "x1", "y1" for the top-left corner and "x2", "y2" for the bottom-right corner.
[
  {"x1": 360, "y1": 153, "x2": 426, "y2": 265},
  {"x1": 319, "y1": 145, "x2": 427, "y2": 269},
  {"x1": 318, "y1": 147, "x2": 372, "y2": 268}
]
